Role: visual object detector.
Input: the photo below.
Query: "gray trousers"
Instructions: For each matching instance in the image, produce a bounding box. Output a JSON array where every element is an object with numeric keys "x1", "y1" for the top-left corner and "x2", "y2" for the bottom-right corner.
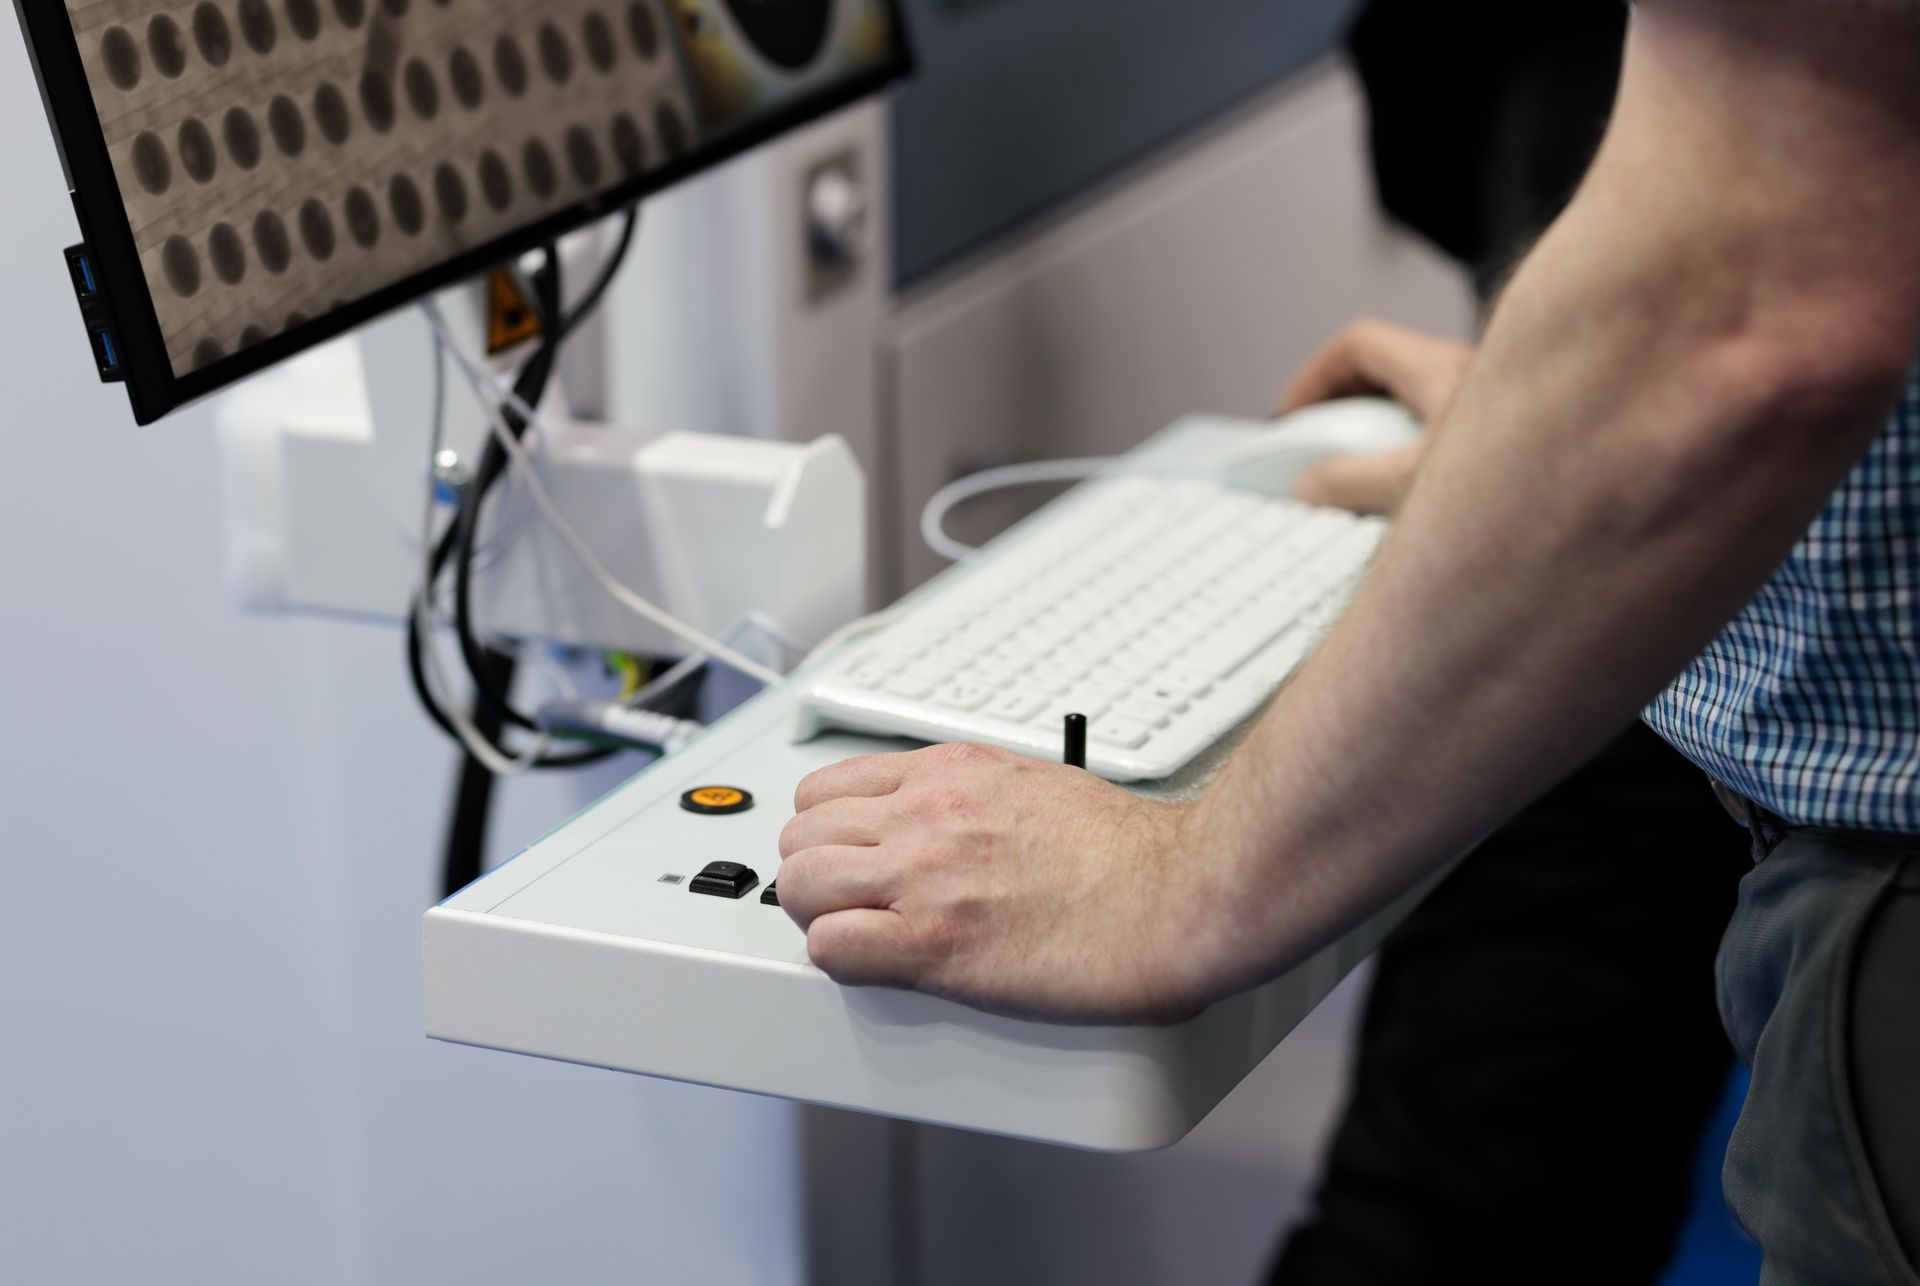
[{"x1": 1717, "y1": 810, "x2": 1920, "y2": 1285}]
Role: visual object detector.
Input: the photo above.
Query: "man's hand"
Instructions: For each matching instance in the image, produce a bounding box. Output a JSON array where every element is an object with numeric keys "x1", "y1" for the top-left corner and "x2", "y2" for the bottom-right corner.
[
  {"x1": 778, "y1": 743, "x2": 1215, "y2": 1024},
  {"x1": 1280, "y1": 320, "x2": 1474, "y2": 514}
]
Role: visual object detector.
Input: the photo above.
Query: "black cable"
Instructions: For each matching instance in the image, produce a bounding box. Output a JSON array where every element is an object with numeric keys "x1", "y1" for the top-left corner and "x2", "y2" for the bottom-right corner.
[
  {"x1": 444, "y1": 247, "x2": 564, "y2": 736},
  {"x1": 422, "y1": 210, "x2": 644, "y2": 897},
  {"x1": 406, "y1": 206, "x2": 641, "y2": 765},
  {"x1": 449, "y1": 206, "x2": 642, "y2": 736},
  {"x1": 435, "y1": 249, "x2": 581, "y2": 898},
  {"x1": 404, "y1": 247, "x2": 558, "y2": 749},
  {"x1": 440, "y1": 647, "x2": 516, "y2": 899},
  {"x1": 553, "y1": 206, "x2": 640, "y2": 347}
]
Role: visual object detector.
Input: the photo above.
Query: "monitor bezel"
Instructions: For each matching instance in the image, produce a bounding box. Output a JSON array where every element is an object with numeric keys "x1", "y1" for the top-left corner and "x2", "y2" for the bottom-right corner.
[{"x1": 12, "y1": 0, "x2": 913, "y2": 425}]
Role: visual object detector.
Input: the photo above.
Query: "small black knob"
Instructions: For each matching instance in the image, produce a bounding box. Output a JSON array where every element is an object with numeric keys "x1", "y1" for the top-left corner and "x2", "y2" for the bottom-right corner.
[{"x1": 1063, "y1": 713, "x2": 1088, "y2": 770}]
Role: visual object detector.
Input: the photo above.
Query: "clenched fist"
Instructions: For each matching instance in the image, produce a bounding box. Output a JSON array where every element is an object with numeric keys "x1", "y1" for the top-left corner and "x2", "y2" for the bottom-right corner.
[{"x1": 778, "y1": 742, "x2": 1224, "y2": 1025}]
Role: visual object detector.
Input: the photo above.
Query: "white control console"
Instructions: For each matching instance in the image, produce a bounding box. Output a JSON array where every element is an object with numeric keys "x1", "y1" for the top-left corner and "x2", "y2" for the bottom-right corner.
[{"x1": 424, "y1": 410, "x2": 1438, "y2": 1152}]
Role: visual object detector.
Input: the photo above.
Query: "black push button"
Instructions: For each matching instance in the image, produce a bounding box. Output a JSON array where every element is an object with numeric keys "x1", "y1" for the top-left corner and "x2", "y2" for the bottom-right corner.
[
  {"x1": 760, "y1": 881, "x2": 780, "y2": 907},
  {"x1": 690, "y1": 861, "x2": 759, "y2": 899}
]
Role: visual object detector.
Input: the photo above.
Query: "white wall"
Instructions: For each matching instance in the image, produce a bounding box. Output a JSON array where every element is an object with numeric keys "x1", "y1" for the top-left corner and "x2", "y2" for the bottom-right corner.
[{"x1": 0, "y1": 30, "x2": 807, "y2": 1286}]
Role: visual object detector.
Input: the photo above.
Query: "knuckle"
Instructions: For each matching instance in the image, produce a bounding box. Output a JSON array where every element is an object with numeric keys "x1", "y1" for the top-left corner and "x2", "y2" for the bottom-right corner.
[
  {"x1": 777, "y1": 863, "x2": 819, "y2": 928},
  {"x1": 779, "y1": 848, "x2": 814, "y2": 891},
  {"x1": 807, "y1": 917, "x2": 874, "y2": 982},
  {"x1": 932, "y1": 741, "x2": 994, "y2": 768},
  {"x1": 805, "y1": 921, "x2": 843, "y2": 974},
  {"x1": 915, "y1": 907, "x2": 968, "y2": 964},
  {"x1": 916, "y1": 785, "x2": 972, "y2": 821}
]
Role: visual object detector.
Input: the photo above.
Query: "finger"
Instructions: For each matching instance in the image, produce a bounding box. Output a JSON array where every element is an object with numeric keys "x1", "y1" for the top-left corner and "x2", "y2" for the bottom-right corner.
[
  {"x1": 1290, "y1": 441, "x2": 1425, "y2": 514},
  {"x1": 1280, "y1": 321, "x2": 1470, "y2": 422},
  {"x1": 779, "y1": 844, "x2": 902, "y2": 929},
  {"x1": 794, "y1": 753, "x2": 911, "y2": 813},
  {"x1": 779, "y1": 795, "x2": 890, "y2": 858},
  {"x1": 1278, "y1": 327, "x2": 1383, "y2": 413},
  {"x1": 806, "y1": 908, "x2": 923, "y2": 989}
]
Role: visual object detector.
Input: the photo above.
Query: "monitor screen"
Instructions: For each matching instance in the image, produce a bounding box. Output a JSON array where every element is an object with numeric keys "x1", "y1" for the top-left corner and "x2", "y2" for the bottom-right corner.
[{"x1": 16, "y1": 0, "x2": 909, "y2": 422}]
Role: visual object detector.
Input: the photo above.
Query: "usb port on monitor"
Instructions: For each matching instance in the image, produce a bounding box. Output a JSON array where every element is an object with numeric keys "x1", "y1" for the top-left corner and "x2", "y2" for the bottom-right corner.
[
  {"x1": 93, "y1": 329, "x2": 118, "y2": 373},
  {"x1": 69, "y1": 251, "x2": 97, "y2": 298}
]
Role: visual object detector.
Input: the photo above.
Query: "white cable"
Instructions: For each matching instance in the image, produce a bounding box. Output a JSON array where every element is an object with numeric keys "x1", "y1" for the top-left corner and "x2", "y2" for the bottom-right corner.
[
  {"x1": 920, "y1": 457, "x2": 1115, "y2": 562},
  {"x1": 421, "y1": 302, "x2": 786, "y2": 689},
  {"x1": 803, "y1": 609, "x2": 902, "y2": 665},
  {"x1": 627, "y1": 648, "x2": 711, "y2": 707},
  {"x1": 478, "y1": 216, "x2": 641, "y2": 565},
  {"x1": 415, "y1": 344, "x2": 551, "y2": 777},
  {"x1": 576, "y1": 705, "x2": 706, "y2": 755},
  {"x1": 621, "y1": 613, "x2": 764, "y2": 709},
  {"x1": 740, "y1": 610, "x2": 813, "y2": 666}
]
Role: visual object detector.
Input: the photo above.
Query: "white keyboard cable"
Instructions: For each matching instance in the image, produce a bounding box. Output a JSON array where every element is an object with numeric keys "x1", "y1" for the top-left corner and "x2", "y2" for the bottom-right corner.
[
  {"x1": 421, "y1": 302, "x2": 786, "y2": 690},
  {"x1": 920, "y1": 457, "x2": 1116, "y2": 562},
  {"x1": 918, "y1": 414, "x2": 1400, "y2": 563},
  {"x1": 804, "y1": 609, "x2": 904, "y2": 666}
]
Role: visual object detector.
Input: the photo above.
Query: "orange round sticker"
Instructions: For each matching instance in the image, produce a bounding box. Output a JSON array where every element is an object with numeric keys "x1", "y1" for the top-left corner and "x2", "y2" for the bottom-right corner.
[{"x1": 681, "y1": 786, "x2": 754, "y2": 815}]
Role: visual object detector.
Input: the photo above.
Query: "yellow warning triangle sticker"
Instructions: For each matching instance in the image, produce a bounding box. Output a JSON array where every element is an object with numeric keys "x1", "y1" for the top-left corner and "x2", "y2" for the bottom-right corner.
[{"x1": 486, "y1": 267, "x2": 543, "y2": 355}]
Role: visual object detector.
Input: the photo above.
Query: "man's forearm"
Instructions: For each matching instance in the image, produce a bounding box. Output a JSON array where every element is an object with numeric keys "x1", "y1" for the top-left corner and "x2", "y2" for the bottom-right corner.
[{"x1": 1185, "y1": 0, "x2": 1920, "y2": 1001}]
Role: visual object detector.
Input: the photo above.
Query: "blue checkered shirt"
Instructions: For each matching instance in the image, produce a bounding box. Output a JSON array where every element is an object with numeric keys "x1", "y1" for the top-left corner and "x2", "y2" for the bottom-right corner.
[{"x1": 1645, "y1": 361, "x2": 1920, "y2": 831}]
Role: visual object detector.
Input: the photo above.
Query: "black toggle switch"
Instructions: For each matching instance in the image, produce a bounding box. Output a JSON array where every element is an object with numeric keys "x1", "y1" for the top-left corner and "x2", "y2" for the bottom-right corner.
[
  {"x1": 760, "y1": 881, "x2": 781, "y2": 907},
  {"x1": 1063, "y1": 713, "x2": 1088, "y2": 770},
  {"x1": 691, "y1": 861, "x2": 760, "y2": 899}
]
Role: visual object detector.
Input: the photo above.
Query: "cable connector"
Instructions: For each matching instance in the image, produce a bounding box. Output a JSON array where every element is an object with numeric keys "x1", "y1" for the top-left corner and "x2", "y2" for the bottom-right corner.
[{"x1": 536, "y1": 701, "x2": 704, "y2": 754}]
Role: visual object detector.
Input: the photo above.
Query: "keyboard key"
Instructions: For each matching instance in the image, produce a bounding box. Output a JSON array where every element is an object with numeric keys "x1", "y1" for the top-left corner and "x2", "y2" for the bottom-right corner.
[
  {"x1": 997, "y1": 636, "x2": 1052, "y2": 662},
  {"x1": 1024, "y1": 664, "x2": 1087, "y2": 694},
  {"x1": 1003, "y1": 627, "x2": 1056, "y2": 655},
  {"x1": 1133, "y1": 685, "x2": 1193, "y2": 711},
  {"x1": 984, "y1": 689, "x2": 1051, "y2": 724},
  {"x1": 1108, "y1": 643, "x2": 1160, "y2": 671},
  {"x1": 1157, "y1": 669, "x2": 1216, "y2": 698},
  {"x1": 882, "y1": 675, "x2": 936, "y2": 700},
  {"x1": 950, "y1": 625, "x2": 1006, "y2": 655},
  {"x1": 935, "y1": 682, "x2": 995, "y2": 713},
  {"x1": 1044, "y1": 691, "x2": 1114, "y2": 726},
  {"x1": 1089, "y1": 716, "x2": 1153, "y2": 750},
  {"x1": 1080, "y1": 674, "x2": 1138, "y2": 699},
  {"x1": 968, "y1": 659, "x2": 1026, "y2": 686},
  {"x1": 923, "y1": 645, "x2": 976, "y2": 672},
  {"x1": 1185, "y1": 622, "x2": 1299, "y2": 680},
  {"x1": 1116, "y1": 700, "x2": 1174, "y2": 729}
]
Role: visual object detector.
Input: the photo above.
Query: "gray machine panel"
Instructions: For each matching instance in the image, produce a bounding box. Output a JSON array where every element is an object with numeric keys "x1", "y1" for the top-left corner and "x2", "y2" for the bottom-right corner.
[{"x1": 889, "y1": 0, "x2": 1360, "y2": 286}]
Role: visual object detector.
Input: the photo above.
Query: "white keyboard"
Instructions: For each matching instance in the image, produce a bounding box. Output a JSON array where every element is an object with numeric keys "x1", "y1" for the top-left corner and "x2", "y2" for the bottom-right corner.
[{"x1": 801, "y1": 475, "x2": 1386, "y2": 781}]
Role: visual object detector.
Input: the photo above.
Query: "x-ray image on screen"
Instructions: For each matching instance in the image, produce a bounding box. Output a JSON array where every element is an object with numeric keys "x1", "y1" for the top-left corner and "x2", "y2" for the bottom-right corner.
[
  {"x1": 19, "y1": 0, "x2": 907, "y2": 419},
  {"x1": 672, "y1": 0, "x2": 897, "y2": 131}
]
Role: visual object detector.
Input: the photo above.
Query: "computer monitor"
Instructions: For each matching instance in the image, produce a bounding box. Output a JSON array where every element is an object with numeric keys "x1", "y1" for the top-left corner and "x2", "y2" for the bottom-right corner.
[{"x1": 13, "y1": 0, "x2": 910, "y2": 423}]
